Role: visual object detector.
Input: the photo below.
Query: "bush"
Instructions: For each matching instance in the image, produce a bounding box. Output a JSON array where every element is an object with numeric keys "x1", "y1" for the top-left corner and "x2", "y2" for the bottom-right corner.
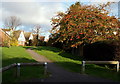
[
  {"x1": 38, "y1": 40, "x2": 46, "y2": 46},
  {"x1": 32, "y1": 39, "x2": 37, "y2": 46},
  {"x1": 3, "y1": 40, "x2": 10, "y2": 47},
  {"x1": 83, "y1": 40, "x2": 120, "y2": 61},
  {"x1": 10, "y1": 38, "x2": 18, "y2": 46}
]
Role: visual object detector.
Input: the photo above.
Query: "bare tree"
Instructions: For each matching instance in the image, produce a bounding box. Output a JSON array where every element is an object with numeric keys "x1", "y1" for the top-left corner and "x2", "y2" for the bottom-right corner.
[
  {"x1": 33, "y1": 24, "x2": 41, "y2": 46},
  {"x1": 4, "y1": 16, "x2": 21, "y2": 30}
]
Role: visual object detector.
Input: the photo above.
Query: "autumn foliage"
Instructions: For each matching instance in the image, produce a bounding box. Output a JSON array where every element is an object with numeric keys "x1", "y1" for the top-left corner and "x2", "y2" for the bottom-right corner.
[{"x1": 51, "y1": 2, "x2": 120, "y2": 49}]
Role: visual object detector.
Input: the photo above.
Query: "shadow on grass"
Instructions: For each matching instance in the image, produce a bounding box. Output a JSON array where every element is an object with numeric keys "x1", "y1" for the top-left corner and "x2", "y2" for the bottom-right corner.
[
  {"x1": 2, "y1": 58, "x2": 48, "y2": 83},
  {"x1": 2, "y1": 57, "x2": 36, "y2": 67},
  {"x1": 23, "y1": 46, "x2": 61, "y2": 53},
  {"x1": 58, "y1": 52, "x2": 83, "y2": 61}
]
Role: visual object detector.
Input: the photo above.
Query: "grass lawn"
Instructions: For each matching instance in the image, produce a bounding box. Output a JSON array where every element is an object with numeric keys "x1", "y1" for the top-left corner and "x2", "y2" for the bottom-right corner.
[
  {"x1": 1, "y1": 46, "x2": 47, "y2": 83},
  {"x1": 28, "y1": 46, "x2": 120, "y2": 81}
]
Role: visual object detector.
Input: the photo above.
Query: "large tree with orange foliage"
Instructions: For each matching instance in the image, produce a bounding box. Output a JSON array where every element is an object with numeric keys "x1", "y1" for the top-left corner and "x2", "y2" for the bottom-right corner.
[{"x1": 51, "y1": 2, "x2": 120, "y2": 49}]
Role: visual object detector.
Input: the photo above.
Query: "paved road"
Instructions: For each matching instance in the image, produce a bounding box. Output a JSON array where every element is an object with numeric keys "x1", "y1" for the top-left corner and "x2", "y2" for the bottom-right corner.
[{"x1": 24, "y1": 49, "x2": 118, "y2": 83}]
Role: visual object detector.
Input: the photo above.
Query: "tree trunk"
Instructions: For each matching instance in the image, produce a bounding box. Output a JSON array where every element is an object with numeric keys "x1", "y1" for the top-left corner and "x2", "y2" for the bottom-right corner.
[
  {"x1": 79, "y1": 44, "x2": 84, "y2": 57},
  {"x1": 72, "y1": 47, "x2": 75, "y2": 55}
]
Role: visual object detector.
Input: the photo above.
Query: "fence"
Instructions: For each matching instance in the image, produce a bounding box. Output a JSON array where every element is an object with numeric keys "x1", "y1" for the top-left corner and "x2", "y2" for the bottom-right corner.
[
  {"x1": 0, "y1": 62, "x2": 47, "y2": 77},
  {"x1": 82, "y1": 61, "x2": 119, "y2": 73}
]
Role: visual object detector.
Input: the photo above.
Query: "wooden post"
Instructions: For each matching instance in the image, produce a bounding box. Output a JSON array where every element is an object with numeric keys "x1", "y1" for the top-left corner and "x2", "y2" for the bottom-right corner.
[
  {"x1": 85, "y1": 61, "x2": 119, "y2": 64},
  {"x1": 1, "y1": 62, "x2": 45, "y2": 77},
  {"x1": 0, "y1": 63, "x2": 16, "y2": 72},
  {"x1": 17, "y1": 63, "x2": 20, "y2": 77},
  {"x1": 44, "y1": 62, "x2": 47, "y2": 75},
  {"x1": 20, "y1": 62, "x2": 44, "y2": 66},
  {"x1": 117, "y1": 62, "x2": 119, "y2": 72},
  {"x1": 82, "y1": 61, "x2": 85, "y2": 73}
]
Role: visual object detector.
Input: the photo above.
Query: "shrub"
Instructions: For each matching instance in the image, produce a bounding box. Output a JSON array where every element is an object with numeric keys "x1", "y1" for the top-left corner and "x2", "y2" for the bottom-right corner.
[
  {"x1": 3, "y1": 40, "x2": 10, "y2": 47},
  {"x1": 83, "y1": 40, "x2": 120, "y2": 61},
  {"x1": 32, "y1": 39, "x2": 37, "y2": 46},
  {"x1": 10, "y1": 38, "x2": 18, "y2": 46},
  {"x1": 38, "y1": 40, "x2": 46, "y2": 46}
]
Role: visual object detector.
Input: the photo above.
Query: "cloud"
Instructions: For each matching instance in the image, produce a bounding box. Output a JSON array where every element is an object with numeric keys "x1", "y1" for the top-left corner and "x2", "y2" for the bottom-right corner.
[
  {"x1": 1, "y1": 2, "x2": 66, "y2": 29},
  {"x1": 0, "y1": 1, "x2": 67, "y2": 41},
  {"x1": 2, "y1": 0, "x2": 120, "y2": 2},
  {"x1": 80, "y1": 0, "x2": 119, "y2": 2},
  {"x1": 0, "y1": 0, "x2": 119, "y2": 40},
  {"x1": 1, "y1": 1, "x2": 118, "y2": 26}
]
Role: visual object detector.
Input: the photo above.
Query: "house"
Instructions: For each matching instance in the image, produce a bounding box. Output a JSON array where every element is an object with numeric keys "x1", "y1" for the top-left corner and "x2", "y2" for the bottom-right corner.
[
  {"x1": 0, "y1": 28, "x2": 11, "y2": 47},
  {"x1": 13, "y1": 30, "x2": 26, "y2": 46},
  {"x1": 39, "y1": 36, "x2": 45, "y2": 41},
  {"x1": 32, "y1": 34, "x2": 45, "y2": 46},
  {"x1": 24, "y1": 32, "x2": 33, "y2": 46},
  {"x1": 18, "y1": 31, "x2": 26, "y2": 46},
  {"x1": 1, "y1": 28, "x2": 45, "y2": 46},
  {"x1": 2, "y1": 29, "x2": 13, "y2": 36},
  {"x1": 2, "y1": 29, "x2": 26, "y2": 46}
]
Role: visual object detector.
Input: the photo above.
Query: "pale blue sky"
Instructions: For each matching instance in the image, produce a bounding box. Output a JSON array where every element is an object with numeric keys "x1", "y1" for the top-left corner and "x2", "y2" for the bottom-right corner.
[{"x1": 0, "y1": 0, "x2": 119, "y2": 40}]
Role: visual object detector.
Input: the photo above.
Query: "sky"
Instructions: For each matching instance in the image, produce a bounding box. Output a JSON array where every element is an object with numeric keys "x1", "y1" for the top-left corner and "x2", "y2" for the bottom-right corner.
[{"x1": 0, "y1": 0, "x2": 119, "y2": 41}]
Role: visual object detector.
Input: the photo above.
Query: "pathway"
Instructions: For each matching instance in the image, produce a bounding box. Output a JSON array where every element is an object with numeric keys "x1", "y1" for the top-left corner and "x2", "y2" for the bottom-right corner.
[{"x1": 25, "y1": 48, "x2": 117, "y2": 83}]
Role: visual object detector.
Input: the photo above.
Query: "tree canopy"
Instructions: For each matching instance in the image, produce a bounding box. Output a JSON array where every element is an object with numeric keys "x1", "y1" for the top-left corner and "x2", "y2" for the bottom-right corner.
[{"x1": 51, "y1": 2, "x2": 120, "y2": 49}]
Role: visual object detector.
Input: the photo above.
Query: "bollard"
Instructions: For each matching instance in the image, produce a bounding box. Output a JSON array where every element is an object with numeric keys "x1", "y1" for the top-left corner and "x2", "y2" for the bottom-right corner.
[
  {"x1": 82, "y1": 61, "x2": 85, "y2": 74},
  {"x1": 17, "y1": 63, "x2": 20, "y2": 77},
  {"x1": 44, "y1": 62, "x2": 47, "y2": 75},
  {"x1": 117, "y1": 62, "x2": 119, "y2": 72}
]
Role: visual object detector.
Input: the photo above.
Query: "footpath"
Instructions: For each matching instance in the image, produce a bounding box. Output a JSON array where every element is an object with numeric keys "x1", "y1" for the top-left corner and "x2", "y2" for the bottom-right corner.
[{"x1": 23, "y1": 48, "x2": 117, "y2": 83}]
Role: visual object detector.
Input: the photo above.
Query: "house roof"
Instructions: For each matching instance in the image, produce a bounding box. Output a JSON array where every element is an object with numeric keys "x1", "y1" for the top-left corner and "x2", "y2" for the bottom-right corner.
[
  {"x1": 1, "y1": 28, "x2": 24, "y2": 39},
  {"x1": 13, "y1": 30, "x2": 22, "y2": 39},
  {"x1": 2, "y1": 29, "x2": 11, "y2": 32},
  {"x1": 32, "y1": 34, "x2": 45, "y2": 41},
  {"x1": 1, "y1": 28, "x2": 45, "y2": 41},
  {"x1": 24, "y1": 32, "x2": 32, "y2": 40},
  {"x1": 40, "y1": 36, "x2": 45, "y2": 41},
  {"x1": 0, "y1": 28, "x2": 11, "y2": 39},
  {"x1": 33, "y1": 34, "x2": 37, "y2": 40}
]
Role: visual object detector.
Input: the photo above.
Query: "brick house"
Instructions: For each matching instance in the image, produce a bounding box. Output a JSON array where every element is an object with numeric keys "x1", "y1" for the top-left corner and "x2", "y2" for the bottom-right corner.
[
  {"x1": 0, "y1": 28, "x2": 11, "y2": 47},
  {"x1": 2, "y1": 29, "x2": 26, "y2": 46},
  {"x1": 1, "y1": 28, "x2": 45, "y2": 46}
]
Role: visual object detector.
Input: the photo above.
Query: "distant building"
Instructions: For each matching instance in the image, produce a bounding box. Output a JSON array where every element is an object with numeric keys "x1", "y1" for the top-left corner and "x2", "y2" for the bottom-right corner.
[
  {"x1": 29, "y1": 33, "x2": 34, "y2": 40},
  {"x1": 17, "y1": 31, "x2": 26, "y2": 46},
  {"x1": 0, "y1": 28, "x2": 11, "y2": 47},
  {"x1": 2, "y1": 29, "x2": 13, "y2": 36},
  {"x1": 1, "y1": 28, "x2": 45, "y2": 46},
  {"x1": 2, "y1": 29, "x2": 26, "y2": 46},
  {"x1": 39, "y1": 36, "x2": 45, "y2": 41},
  {"x1": 24, "y1": 32, "x2": 34, "y2": 46}
]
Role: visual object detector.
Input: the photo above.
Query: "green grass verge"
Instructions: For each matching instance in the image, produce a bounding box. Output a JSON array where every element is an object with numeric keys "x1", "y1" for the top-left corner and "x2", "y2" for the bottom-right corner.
[
  {"x1": 2, "y1": 46, "x2": 48, "y2": 83},
  {"x1": 29, "y1": 46, "x2": 120, "y2": 81},
  {"x1": 2, "y1": 46, "x2": 36, "y2": 67}
]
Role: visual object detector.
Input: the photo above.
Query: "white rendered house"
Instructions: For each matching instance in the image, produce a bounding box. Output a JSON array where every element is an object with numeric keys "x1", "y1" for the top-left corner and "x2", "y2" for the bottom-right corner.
[{"x1": 18, "y1": 31, "x2": 26, "y2": 46}]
